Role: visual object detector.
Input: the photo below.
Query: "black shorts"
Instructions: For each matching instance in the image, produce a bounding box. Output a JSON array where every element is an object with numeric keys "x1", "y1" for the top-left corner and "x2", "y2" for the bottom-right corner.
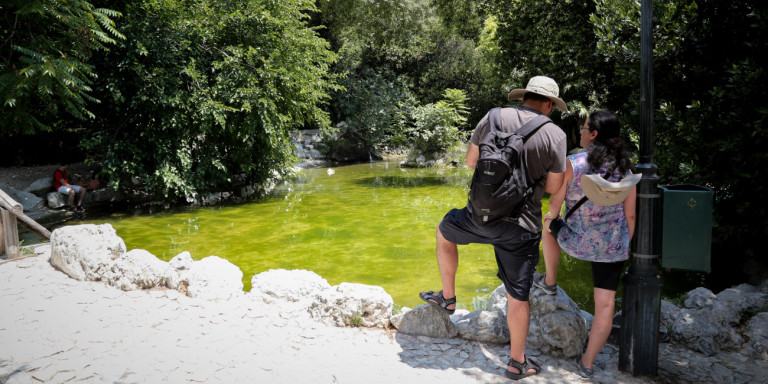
[
  {"x1": 438, "y1": 208, "x2": 540, "y2": 301},
  {"x1": 591, "y1": 260, "x2": 626, "y2": 291}
]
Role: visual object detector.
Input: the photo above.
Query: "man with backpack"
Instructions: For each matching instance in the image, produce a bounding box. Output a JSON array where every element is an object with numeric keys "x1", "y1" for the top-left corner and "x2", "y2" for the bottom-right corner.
[{"x1": 419, "y1": 76, "x2": 567, "y2": 380}]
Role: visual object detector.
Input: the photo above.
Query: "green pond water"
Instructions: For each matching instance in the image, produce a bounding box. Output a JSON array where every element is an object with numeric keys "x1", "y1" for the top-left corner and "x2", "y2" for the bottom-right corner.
[{"x1": 84, "y1": 162, "x2": 602, "y2": 310}]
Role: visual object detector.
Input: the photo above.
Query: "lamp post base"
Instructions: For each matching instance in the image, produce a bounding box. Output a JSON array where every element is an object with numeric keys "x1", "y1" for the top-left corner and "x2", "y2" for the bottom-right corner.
[{"x1": 619, "y1": 264, "x2": 662, "y2": 376}]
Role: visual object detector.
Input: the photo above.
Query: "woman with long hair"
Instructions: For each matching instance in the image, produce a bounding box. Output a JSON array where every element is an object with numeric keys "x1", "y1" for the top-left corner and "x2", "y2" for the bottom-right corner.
[{"x1": 536, "y1": 110, "x2": 637, "y2": 379}]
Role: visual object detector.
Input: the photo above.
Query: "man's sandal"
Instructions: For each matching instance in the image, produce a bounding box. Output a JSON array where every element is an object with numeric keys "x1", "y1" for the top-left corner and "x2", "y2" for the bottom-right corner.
[
  {"x1": 418, "y1": 290, "x2": 456, "y2": 315},
  {"x1": 505, "y1": 355, "x2": 541, "y2": 380}
]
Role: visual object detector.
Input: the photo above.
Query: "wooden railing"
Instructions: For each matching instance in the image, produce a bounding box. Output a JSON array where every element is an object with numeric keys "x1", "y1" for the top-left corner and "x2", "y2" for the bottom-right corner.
[{"x1": 0, "y1": 188, "x2": 51, "y2": 259}]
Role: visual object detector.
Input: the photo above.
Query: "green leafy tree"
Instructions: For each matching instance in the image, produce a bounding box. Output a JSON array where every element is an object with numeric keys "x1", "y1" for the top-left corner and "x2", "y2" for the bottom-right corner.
[
  {"x1": 407, "y1": 88, "x2": 469, "y2": 158},
  {"x1": 86, "y1": 0, "x2": 338, "y2": 200},
  {"x1": 592, "y1": 0, "x2": 768, "y2": 284},
  {"x1": 318, "y1": 0, "x2": 490, "y2": 155},
  {"x1": 323, "y1": 67, "x2": 416, "y2": 161},
  {"x1": 0, "y1": 0, "x2": 124, "y2": 134},
  {"x1": 486, "y1": 0, "x2": 611, "y2": 120}
]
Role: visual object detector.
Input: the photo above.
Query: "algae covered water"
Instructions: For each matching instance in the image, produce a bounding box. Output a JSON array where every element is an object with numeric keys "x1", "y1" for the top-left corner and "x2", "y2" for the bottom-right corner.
[{"x1": 86, "y1": 162, "x2": 597, "y2": 309}]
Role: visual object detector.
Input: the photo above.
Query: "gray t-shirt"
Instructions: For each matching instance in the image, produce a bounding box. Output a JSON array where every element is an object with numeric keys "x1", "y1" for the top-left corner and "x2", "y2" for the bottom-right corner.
[{"x1": 469, "y1": 106, "x2": 567, "y2": 233}]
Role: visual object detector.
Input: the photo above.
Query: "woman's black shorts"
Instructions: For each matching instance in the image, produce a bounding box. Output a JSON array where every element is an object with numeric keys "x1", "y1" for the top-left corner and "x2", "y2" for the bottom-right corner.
[{"x1": 591, "y1": 260, "x2": 626, "y2": 291}]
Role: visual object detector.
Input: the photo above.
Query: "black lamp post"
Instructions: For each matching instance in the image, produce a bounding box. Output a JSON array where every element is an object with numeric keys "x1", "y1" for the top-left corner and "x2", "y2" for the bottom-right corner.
[{"x1": 619, "y1": 0, "x2": 662, "y2": 376}]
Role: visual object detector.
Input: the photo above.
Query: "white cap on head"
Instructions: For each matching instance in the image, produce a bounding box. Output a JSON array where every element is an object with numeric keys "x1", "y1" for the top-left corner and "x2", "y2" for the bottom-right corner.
[{"x1": 508, "y1": 76, "x2": 568, "y2": 112}]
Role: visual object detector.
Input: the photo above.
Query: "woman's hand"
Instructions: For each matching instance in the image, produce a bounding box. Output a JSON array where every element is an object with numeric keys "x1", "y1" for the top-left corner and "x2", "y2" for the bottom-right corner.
[{"x1": 543, "y1": 213, "x2": 558, "y2": 233}]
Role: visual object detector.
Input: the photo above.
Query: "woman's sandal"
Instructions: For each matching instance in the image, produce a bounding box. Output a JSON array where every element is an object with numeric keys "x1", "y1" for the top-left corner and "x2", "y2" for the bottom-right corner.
[
  {"x1": 505, "y1": 355, "x2": 541, "y2": 380},
  {"x1": 575, "y1": 356, "x2": 594, "y2": 379},
  {"x1": 418, "y1": 290, "x2": 456, "y2": 315}
]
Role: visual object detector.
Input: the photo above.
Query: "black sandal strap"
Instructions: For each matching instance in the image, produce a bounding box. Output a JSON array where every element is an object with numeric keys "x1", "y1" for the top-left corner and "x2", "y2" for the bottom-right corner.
[
  {"x1": 419, "y1": 290, "x2": 456, "y2": 313},
  {"x1": 505, "y1": 355, "x2": 541, "y2": 380}
]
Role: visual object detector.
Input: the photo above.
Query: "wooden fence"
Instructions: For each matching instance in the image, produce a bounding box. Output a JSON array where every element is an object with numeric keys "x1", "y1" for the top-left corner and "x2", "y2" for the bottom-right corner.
[{"x1": 0, "y1": 188, "x2": 51, "y2": 259}]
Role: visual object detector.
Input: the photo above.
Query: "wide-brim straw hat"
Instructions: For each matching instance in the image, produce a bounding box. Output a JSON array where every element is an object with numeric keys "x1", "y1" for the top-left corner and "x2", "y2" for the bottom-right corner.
[
  {"x1": 581, "y1": 172, "x2": 642, "y2": 206},
  {"x1": 508, "y1": 76, "x2": 568, "y2": 112}
]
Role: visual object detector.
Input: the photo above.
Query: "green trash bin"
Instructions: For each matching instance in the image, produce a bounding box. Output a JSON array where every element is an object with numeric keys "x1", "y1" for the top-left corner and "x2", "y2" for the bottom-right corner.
[{"x1": 659, "y1": 184, "x2": 713, "y2": 272}]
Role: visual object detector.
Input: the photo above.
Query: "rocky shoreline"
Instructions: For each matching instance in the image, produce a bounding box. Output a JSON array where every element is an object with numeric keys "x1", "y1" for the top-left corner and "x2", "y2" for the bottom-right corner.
[{"x1": 1, "y1": 224, "x2": 766, "y2": 383}]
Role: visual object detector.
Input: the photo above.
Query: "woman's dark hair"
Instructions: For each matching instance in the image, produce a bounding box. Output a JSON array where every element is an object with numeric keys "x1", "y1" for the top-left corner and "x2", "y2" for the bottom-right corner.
[{"x1": 586, "y1": 110, "x2": 632, "y2": 175}]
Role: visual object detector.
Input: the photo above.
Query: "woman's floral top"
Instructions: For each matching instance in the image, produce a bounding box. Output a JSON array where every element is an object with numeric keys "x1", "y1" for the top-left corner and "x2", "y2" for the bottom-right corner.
[{"x1": 557, "y1": 150, "x2": 630, "y2": 262}]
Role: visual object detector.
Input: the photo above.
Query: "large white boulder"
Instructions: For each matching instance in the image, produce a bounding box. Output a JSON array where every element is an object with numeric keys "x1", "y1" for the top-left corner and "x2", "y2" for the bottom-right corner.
[
  {"x1": 309, "y1": 283, "x2": 393, "y2": 328},
  {"x1": 50, "y1": 224, "x2": 126, "y2": 281},
  {"x1": 249, "y1": 269, "x2": 331, "y2": 302},
  {"x1": 182, "y1": 256, "x2": 243, "y2": 301},
  {"x1": 106, "y1": 249, "x2": 174, "y2": 291}
]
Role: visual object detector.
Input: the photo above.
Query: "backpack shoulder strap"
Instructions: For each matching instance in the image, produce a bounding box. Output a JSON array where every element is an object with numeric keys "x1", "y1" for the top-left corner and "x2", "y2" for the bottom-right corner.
[{"x1": 516, "y1": 114, "x2": 552, "y2": 141}]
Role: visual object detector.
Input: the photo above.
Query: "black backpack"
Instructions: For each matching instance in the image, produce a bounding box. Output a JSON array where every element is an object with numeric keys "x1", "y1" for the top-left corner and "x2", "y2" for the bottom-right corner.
[{"x1": 468, "y1": 107, "x2": 551, "y2": 225}]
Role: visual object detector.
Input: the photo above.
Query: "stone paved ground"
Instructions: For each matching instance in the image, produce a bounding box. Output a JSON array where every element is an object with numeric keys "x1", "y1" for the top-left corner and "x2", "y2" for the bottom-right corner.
[{"x1": 1, "y1": 249, "x2": 657, "y2": 384}]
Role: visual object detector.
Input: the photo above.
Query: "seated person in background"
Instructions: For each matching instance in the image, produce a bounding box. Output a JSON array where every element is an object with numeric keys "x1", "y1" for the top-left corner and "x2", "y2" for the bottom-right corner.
[{"x1": 53, "y1": 165, "x2": 86, "y2": 212}]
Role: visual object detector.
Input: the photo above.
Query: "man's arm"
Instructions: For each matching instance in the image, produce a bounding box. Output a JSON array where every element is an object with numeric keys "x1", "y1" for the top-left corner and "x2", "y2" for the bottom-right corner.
[
  {"x1": 544, "y1": 132, "x2": 567, "y2": 194},
  {"x1": 544, "y1": 171, "x2": 564, "y2": 195},
  {"x1": 465, "y1": 143, "x2": 479, "y2": 169}
]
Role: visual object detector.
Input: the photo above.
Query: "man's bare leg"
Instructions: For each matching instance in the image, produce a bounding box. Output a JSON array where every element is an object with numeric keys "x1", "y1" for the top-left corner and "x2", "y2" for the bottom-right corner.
[
  {"x1": 435, "y1": 226, "x2": 458, "y2": 310},
  {"x1": 506, "y1": 295, "x2": 536, "y2": 374}
]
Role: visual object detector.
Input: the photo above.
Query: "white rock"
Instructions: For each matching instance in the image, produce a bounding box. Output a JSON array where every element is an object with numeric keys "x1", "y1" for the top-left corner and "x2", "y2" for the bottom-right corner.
[
  {"x1": 449, "y1": 309, "x2": 470, "y2": 323},
  {"x1": 309, "y1": 283, "x2": 393, "y2": 328},
  {"x1": 182, "y1": 256, "x2": 243, "y2": 301},
  {"x1": 46, "y1": 191, "x2": 66, "y2": 209},
  {"x1": 391, "y1": 304, "x2": 458, "y2": 338},
  {"x1": 527, "y1": 275, "x2": 588, "y2": 358},
  {"x1": 50, "y1": 224, "x2": 127, "y2": 281},
  {"x1": 24, "y1": 176, "x2": 53, "y2": 196},
  {"x1": 485, "y1": 284, "x2": 508, "y2": 313},
  {"x1": 390, "y1": 307, "x2": 413, "y2": 329},
  {"x1": 453, "y1": 310, "x2": 509, "y2": 344},
  {"x1": 744, "y1": 312, "x2": 768, "y2": 360},
  {"x1": 660, "y1": 299, "x2": 682, "y2": 334},
  {"x1": 684, "y1": 287, "x2": 716, "y2": 309},
  {"x1": 169, "y1": 251, "x2": 194, "y2": 270},
  {"x1": 0, "y1": 184, "x2": 44, "y2": 211},
  {"x1": 106, "y1": 249, "x2": 173, "y2": 291},
  {"x1": 249, "y1": 269, "x2": 330, "y2": 302}
]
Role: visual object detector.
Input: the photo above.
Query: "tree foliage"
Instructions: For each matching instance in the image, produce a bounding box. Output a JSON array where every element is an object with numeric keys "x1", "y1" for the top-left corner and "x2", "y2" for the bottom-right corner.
[
  {"x1": 0, "y1": 0, "x2": 124, "y2": 134},
  {"x1": 489, "y1": 0, "x2": 768, "y2": 283},
  {"x1": 84, "y1": 0, "x2": 338, "y2": 199},
  {"x1": 2, "y1": 0, "x2": 767, "y2": 282},
  {"x1": 406, "y1": 88, "x2": 469, "y2": 157},
  {"x1": 317, "y1": 0, "x2": 491, "y2": 159}
]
